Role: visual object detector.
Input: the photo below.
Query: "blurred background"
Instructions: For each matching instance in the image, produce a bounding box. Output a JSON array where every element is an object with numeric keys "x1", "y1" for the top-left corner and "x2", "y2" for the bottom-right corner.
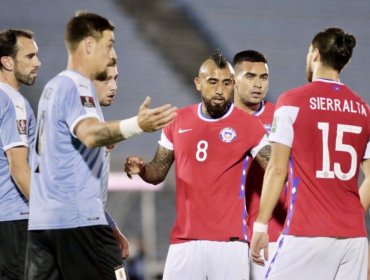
[{"x1": 1, "y1": 1, "x2": 370, "y2": 278}]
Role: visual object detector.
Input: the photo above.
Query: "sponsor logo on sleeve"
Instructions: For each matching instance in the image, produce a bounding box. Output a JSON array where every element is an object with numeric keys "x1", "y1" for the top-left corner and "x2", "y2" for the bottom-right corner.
[
  {"x1": 80, "y1": 96, "x2": 96, "y2": 108},
  {"x1": 17, "y1": 119, "x2": 27, "y2": 135}
]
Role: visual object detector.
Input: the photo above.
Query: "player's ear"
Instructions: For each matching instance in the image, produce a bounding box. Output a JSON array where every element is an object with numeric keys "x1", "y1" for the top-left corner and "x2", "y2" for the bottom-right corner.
[
  {"x1": 0, "y1": 56, "x2": 14, "y2": 71},
  {"x1": 84, "y1": 36, "x2": 95, "y2": 55},
  {"x1": 194, "y1": 76, "x2": 201, "y2": 91},
  {"x1": 312, "y1": 48, "x2": 320, "y2": 62}
]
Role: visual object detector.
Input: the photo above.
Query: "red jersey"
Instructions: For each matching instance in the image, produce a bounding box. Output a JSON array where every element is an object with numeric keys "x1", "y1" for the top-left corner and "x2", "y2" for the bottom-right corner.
[
  {"x1": 160, "y1": 103, "x2": 268, "y2": 244},
  {"x1": 246, "y1": 101, "x2": 288, "y2": 242},
  {"x1": 270, "y1": 79, "x2": 370, "y2": 237}
]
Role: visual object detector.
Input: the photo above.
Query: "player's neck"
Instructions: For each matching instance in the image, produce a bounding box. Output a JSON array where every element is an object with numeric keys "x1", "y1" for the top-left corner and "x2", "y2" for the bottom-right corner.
[
  {"x1": 0, "y1": 72, "x2": 20, "y2": 91},
  {"x1": 67, "y1": 53, "x2": 93, "y2": 80},
  {"x1": 313, "y1": 66, "x2": 340, "y2": 82},
  {"x1": 234, "y1": 99, "x2": 262, "y2": 115}
]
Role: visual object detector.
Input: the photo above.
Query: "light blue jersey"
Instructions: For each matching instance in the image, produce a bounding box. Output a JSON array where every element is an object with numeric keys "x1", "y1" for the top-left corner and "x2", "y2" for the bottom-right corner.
[
  {"x1": 102, "y1": 150, "x2": 116, "y2": 227},
  {"x1": 28, "y1": 70, "x2": 108, "y2": 230},
  {"x1": 0, "y1": 82, "x2": 35, "y2": 221}
]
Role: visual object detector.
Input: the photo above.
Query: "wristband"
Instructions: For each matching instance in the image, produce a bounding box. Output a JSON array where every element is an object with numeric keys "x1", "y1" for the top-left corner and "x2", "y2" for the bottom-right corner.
[
  {"x1": 253, "y1": 222, "x2": 268, "y2": 233},
  {"x1": 119, "y1": 116, "x2": 143, "y2": 139}
]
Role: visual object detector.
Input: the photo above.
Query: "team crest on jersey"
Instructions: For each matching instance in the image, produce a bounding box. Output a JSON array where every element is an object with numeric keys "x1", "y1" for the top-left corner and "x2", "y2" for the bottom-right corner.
[
  {"x1": 80, "y1": 96, "x2": 96, "y2": 107},
  {"x1": 16, "y1": 119, "x2": 27, "y2": 135},
  {"x1": 219, "y1": 127, "x2": 237, "y2": 143}
]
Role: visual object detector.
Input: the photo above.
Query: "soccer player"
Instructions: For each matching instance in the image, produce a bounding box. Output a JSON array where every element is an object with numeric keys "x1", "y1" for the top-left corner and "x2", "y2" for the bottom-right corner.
[
  {"x1": 251, "y1": 27, "x2": 370, "y2": 280},
  {"x1": 125, "y1": 50, "x2": 270, "y2": 279},
  {"x1": 93, "y1": 60, "x2": 129, "y2": 260},
  {"x1": 25, "y1": 12, "x2": 176, "y2": 280},
  {"x1": 0, "y1": 29, "x2": 40, "y2": 279},
  {"x1": 233, "y1": 50, "x2": 287, "y2": 280}
]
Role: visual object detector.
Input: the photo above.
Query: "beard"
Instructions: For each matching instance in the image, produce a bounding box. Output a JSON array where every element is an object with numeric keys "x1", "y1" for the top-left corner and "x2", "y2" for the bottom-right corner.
[
  {"x1": 202, "y1": 96, "x2": 230, "y2": 119},
  {"x1": 14, "y1": 68, "x2": 36, "y2": 85}
]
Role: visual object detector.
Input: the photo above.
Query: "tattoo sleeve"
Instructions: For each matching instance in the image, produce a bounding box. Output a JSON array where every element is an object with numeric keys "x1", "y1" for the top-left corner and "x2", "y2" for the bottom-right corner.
[
  {"x1": 142, "y1": 146, "x2": 175, "y2": 184},
  {"x1": 255, "y1": 145, "x2": 271, "y2": 170},
  {"x1": 94, "y1": 126, "x2": 124, "y2": 147}
]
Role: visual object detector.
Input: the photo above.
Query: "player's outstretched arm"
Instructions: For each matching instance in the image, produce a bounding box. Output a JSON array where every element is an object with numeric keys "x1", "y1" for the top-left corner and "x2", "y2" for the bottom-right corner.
[
  {"x1": 125, "y1": 145, "x2": 174, "y2": 185},
  {"x1": 6, "y1": 147, "x2": 30, "y2": 199},
  {"x1": 359, "y1": 158, "x2": 370, "y2": 211},
  {"x1": 137, "y1": 96, "x2": 177, "y2": 132},
  {"x1": 74, "y1": 97, "x2": 177, "y2": 148}
]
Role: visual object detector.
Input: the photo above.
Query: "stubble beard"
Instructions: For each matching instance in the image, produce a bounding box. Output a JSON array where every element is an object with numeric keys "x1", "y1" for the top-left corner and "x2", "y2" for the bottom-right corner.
[{"x1": 15, "y1": 69, "x2": 36, "y2": 86}]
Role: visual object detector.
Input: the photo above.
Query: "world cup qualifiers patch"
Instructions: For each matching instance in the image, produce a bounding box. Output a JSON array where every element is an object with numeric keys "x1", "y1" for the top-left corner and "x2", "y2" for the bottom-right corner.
[
  {"x1": 219, "y1": 127, "x2": 237, "y2": 143},
  {"x1": 80, "y1": 96, "x2": 96, "y2": 107},
  {"x1": 17, "y1": 119, "x2": 27, "y2": 135}
]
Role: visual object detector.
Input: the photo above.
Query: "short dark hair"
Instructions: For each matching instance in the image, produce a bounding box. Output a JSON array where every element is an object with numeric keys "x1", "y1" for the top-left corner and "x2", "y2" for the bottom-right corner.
[
  {"x1": 65, "y1": 11, "x2": 115, "y2": 52},
  {"x1": 232, "y1": 50, "x2": 267, "y2": 66},
  {"x1": 209, "y1": 49, "x2": 229, "y2": 69},
  {"x1": 311, "y1": 27, "x2": 356, "y2": 72},
  {"x1": 0, "y1": 29, "x2": 34, "y2": 70}
]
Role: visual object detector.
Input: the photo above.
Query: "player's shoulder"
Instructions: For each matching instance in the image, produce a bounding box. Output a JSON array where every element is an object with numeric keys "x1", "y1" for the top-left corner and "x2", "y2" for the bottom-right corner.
[
  {"x1": 232, "y1": 104, "x2": 258, "y2": 120},
  {"x1": 47, "y1": 71, "x2": 76, "y2": 91},
  {"x1": 263, "y1": 101, "x2": 276, "y2": 112},
  {"x1": 0, "y1": 94, "x2": 13, "y2": 117},
  {"x1": 0, "y1": 84, "x2": 25, "y2": 111},
  {"x1": 175, "y1": 103, "x2": 198, "y2": 117},
  {"x1": 0, "y1": 88, "x2": 11, "y2": 104},
  {"x1": 43, "y1": 71, "x2": 82, "y2": 101},
  {"x1": 277, "y1": 83, "x2": 312, "y2": 106},
  {"x1": 342, "y1": 85, "x2": 368, "y2": 105}
]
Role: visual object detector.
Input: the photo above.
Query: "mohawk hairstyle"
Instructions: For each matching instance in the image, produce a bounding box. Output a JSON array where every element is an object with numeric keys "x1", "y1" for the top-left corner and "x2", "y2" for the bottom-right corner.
[{"x1": 209, "y1": 49, "x2": 228, "y2": 68}]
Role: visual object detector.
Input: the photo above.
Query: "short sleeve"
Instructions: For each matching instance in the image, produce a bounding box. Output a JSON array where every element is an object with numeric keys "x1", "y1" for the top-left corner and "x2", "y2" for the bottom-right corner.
[
  {"x1": 57, "y1": 76, "x2": 100, "y2": 137},
  {"x1": 269, "y1": 105, "x2": 300, "y2": 148},
  {"x1": 0, "y1": 99, "x2": 27, "y2": 151},
  {"x1": 158, "y1": 119, "x2": 175, "y2": 150}
]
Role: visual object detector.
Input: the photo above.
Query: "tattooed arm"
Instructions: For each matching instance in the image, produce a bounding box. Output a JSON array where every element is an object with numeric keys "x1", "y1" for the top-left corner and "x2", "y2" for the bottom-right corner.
[
  {"x1": 125, "y1": 145, "x2": 175, "y2": 185},
  {"x1": 74, "y1": 97, "x2": 177, "y2": 148},
  {"x1": 254, "y1": 145, "x2": 271, "y2": 170}
]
